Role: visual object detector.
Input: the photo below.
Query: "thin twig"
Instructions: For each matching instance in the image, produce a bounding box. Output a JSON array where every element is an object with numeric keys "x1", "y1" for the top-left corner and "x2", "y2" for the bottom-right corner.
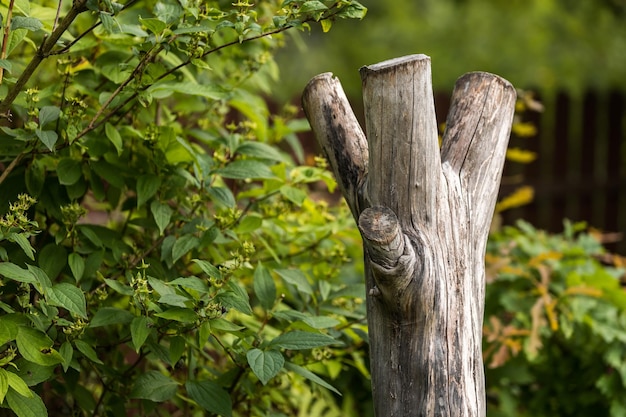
[
  {"x1": 53, "y1": 0, "x2": 63, "y2": 32},
  {"x1": 0, "y1": 0, "x2": 89, "y2": 115},
  {"x1": 0, "y1": 152, "x2": 23, "y2": 184},
  {"x1": 51, "y1": 0, "x2": 141, "y2": 56},
  {"x1": 0, "y1": 0, "x2": 15, "y2": 85},
  {"x1": 85, "y1": 45, "x2": 162, "y2": 130}
]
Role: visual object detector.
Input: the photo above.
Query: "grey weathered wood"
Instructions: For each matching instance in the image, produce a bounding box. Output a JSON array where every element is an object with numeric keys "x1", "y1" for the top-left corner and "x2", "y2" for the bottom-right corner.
[
  {"x1": 302, "y1": 54, "x2": 516, "y2": 417},
  {"x1": 301, "y1": 73, "x2": 369, "y2": 219}
]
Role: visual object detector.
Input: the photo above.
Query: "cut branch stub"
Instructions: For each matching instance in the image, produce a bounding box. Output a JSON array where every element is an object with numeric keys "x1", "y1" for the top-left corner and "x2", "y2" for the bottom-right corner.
[
  {"x1": 301, "y1": 72, "x2": 368, "y2": 219},
  {"x1": 358, "y1": 206, "x2": 404, "y2": 269},
  {"x1": 360, "y1": 55, "x2": 441, "y2": 231},
  {"x1": 302, "y1": 54, "x2": 516, "y2": 417},
  {"x1": 358, "y1": 206, "x2": 416, "y2": 300}
]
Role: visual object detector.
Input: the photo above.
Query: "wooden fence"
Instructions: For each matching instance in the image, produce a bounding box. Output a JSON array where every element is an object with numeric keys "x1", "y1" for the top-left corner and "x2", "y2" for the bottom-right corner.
[{"x1": 488, "y1": 90, "x2": 626, "y2": 254}]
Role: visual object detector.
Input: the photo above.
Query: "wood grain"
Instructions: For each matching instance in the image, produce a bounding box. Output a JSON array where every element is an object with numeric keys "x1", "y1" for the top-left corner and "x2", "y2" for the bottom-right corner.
[{"x1": 302, "y1": 55, "x2": 516, "y2": 417}]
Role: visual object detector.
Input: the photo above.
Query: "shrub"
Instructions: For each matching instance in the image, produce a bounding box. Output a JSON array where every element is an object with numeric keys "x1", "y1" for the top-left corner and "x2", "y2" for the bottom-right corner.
[
  {"x1": 484, "y1": 220, "x2": 626, "y2": 417},
  {"x1": 0, "y1": 1, "x2": 368, "y2": 416}
]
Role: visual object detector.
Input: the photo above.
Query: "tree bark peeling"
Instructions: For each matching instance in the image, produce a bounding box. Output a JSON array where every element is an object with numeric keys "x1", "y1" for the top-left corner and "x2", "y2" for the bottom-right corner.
[{"x1": 302, "y1": 54, "x2": 516, "y2": 417}]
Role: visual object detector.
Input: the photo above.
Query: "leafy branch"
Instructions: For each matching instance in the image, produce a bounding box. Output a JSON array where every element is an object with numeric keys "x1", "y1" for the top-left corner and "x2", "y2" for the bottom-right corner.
[{"x1": 0, "y1": 0, "x2": 89, "y2": 115}]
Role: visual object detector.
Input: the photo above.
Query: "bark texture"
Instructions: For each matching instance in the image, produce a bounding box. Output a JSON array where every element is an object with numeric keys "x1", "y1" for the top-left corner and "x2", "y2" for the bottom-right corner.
[{"x1": 302, "y1": 54, "x2": 516, "y2": 417}]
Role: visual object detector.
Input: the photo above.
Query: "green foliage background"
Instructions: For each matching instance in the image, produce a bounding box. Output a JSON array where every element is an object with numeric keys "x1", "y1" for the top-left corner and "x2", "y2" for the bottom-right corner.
[
  {"x1": 0, "y1": 1, "x2": 370, "y2": 416},
  {"x1": 275, "y1": 0, "x2": 626, "y2": 101},
  {"x1": 0, "y1": 1, "x2": 626, "y2": 417}
]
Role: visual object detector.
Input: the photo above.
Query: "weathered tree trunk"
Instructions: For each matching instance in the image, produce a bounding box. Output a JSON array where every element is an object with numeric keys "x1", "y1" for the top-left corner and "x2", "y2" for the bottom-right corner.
[{"x1": 302, "y1": 54, "x2": 516, "y2": 417}]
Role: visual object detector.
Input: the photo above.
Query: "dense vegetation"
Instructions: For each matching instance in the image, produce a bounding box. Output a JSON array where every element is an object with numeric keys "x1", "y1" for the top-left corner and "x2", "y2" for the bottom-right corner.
[
  {"x1": 485, "y1": 221, "x2": 626, "y2": 417},
  {"x1": 0, "y1": 1, "x2": 368, "y2": 416},
  {"x1": 1, "y1": 1, "x2": 625, "y2": 417}
]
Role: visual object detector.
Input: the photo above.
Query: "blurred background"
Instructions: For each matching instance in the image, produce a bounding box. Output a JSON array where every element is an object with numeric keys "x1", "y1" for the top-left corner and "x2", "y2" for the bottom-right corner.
[{"x1": 274, "y1": 0, "x2": 626, "y2": 253}]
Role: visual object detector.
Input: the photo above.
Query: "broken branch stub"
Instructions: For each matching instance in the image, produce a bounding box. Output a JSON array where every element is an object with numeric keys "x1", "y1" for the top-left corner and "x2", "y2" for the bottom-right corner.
[{"x1": 302, "y1": 54, "x2": 516, "y2": 417}]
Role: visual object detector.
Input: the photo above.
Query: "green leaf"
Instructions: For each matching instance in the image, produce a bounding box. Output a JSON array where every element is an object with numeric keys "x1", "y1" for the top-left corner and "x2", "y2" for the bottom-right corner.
[
  {"x1": 150, "y1": 201, "x2": 173, "y2": 235},
  {"x1": 148, "y1": 276, "x2": 175, "y2": 296},
  {"x1": 275, "y1": 269, "x2": 313, "y2": 295},
  {"x1": 155, "y1": 2, "x2": 183, "y2": 24},
  {"x1": 15, "y1": 327, "x2": 63, "y2": 367},
  {"x1": 0, "y1": 319, "x2": 18, "y2": 345},
  {"x1": 57, "y1": 158, "x2": 82, "y2": 185},
  {"x1": 284, "y1": 362, "x2": 341, "y2": 395},
  {"x1": 5, "y1": 389, "x2": 46, "y2": 417},
  {"x1": 246, "y1": 349, "x2": 284, "y2": 385},
  {"x1": 38, "y1": 106, "x2": 61, "y2": 127},
  {"x1": 6, "y1": 28, "x2": 27, "y2": 56},
  {"x1": 207, "y1": 187, "x2": 235, "y2": 208},
  {"x1": 337, "y1": 2, "x2": 367, "y2": 19},
  {"x1": 300, "y1": 1, "x2": 328, "y2": 13},
  {"x1": 130, "y1": 316, "x2": 152, "y2": 352},
  {"x1": 25, "y1": 159, "x2": 45, "y2": 197},
  {"x1": 217, "y1": 282, "x2": 252, "y2": 315},
  {"x1": 74, "y1": 340, "x2": 103, "y2": 365},
  {"x1": 26, "y1": 265, "x2": 51, "y2": 292},
  {"x1": 59, "y1": 342, "x2": 73, "y2": 372},
  {"x1": 119, "y1": 23, "x2": 148, "y2": 37},
  {"x1": 269, "y1": 331, "x2": 339, "y2": 350},
  {"x1": 0, "y1": 59, "x2": 12, "y2": 73},
  {"x1": 301, "y1": 316, "x2": 341, "y2": 329},
  {"x1": 104, "y1": 123, "x2": 123, "y2": 156},
  {"x1": 147, "y1": 82, "x2": 226, "y2": 100},
  {"x1": 89, "y1": 307, "x2": 134, "y2": 327},
  {"x1": 13, "y1": 0, "x2": 30, "y2": 15},
  {"x1": 279, "y1": 185, "x2": 307, "y2": 205},
  {"x1": 104, "y1": 278, "x2": 134, "y2": 296},
  {"x1": 158, "y1": 293, "x2": 191, "y2": 308},
  {"x1": 236, "y1": 142, "x2": 289, "y2": 162},
  {"x1": 46, "y1": 283, "x2": 87, "y2": 318},
  {"x1": 186, "y1": 380, "x2": 232, "y2": 417},
  {"x1": 4, "y1": 370, "x2": 31, "y2": 398},
  {"x1": 321, "y1": 18, "x2": 332, "y2": 32},
  {"x1": 11, "y1": 16, "x2": 43, "y2": 32},
  {"x1": 253, "y1": 263, "x2": 276, "y2": 310},
  {"x1": 13, "y1": 359, "x2": 55, "y2": 386},
  {"x1": 0, "y1": 369, "x2": 7, "y2": 403},
  {"x1": 8, "y1": 233, "x2": 35, "y2": 260},
  {"x1": 35, "y1": 130, "x2": 58, "y2": 152},
  {"x1": 169, "y1": 277, "x2": 210, "y2": 293},
  {"x1": 91, "y1": 160, "x2": 125, "y2": 188},
  {"x1": 192, "y1": 259, "x2": 221, "y2": 279},
  {"x1": 236, "y1": 215, "x2": 262, "y2": 233},
  {"x1": 68, "y1": 253, "x2": 85, "y2": 282},
  {"x1": 100, "y1": 12, "x2": 120, "y2": 33},
  {"x1": 139, "y1": 17, "x2": 167, "y2": 34},
  {"x1": 208, "y1": 318, "x2": 244, "y2": 332},
  {"x1": 169, "y1": 336, "x2": 186, "y2": 365},
  {"x1": 172, "y1": 235, "x2": 199, "y2": 264},
  {"x1": 215, "y1": 160, "x2": 275, "y2": 180},
  {"x1": 137, "y1": 175, "x2": 161, "y2": 208},
  {"x1": 130, "y1": 371, "x2": 178, "y2": 402},
  {"x1": 0, "y1": 262, "x2": 35, "y2": 283},
  {"x1": 154, "y1": 308, "x2": 197, "y2": 323},
  {"x1": 38, "y1": 244, "x2": 67, "y2": 279}
]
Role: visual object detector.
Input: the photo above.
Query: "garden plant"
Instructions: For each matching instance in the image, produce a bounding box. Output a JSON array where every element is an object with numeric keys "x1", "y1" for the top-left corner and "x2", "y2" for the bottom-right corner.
[
  {"x1": 1, "y1": 1, "x2": 626, "y2": 417},
  {"x1": 0, "y1": 1, "x2": 368, "y2": 415}
]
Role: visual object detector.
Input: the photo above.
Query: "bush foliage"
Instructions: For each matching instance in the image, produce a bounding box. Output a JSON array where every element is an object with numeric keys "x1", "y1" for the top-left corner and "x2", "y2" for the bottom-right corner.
[
  {"x1": 0, "y1": 1, "x2": 368, "y2": 416},
  {"x1": 2, "y1": 1, "x2": 626, "y2": 417},
  {"x1": 485, "y1": 221, "x2": 626, "y2": 417}
]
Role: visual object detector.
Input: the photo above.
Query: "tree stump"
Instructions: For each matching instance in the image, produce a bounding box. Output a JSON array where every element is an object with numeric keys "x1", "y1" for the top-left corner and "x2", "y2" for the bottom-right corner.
[{"x1": 302, "y1": 54, "x2": 516, "y2": 417}]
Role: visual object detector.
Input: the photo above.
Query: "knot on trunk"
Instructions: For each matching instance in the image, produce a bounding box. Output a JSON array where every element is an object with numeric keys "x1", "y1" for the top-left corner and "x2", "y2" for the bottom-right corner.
[{"x1": 358, "y1": 206, "x2": 416, "y2": 300}]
